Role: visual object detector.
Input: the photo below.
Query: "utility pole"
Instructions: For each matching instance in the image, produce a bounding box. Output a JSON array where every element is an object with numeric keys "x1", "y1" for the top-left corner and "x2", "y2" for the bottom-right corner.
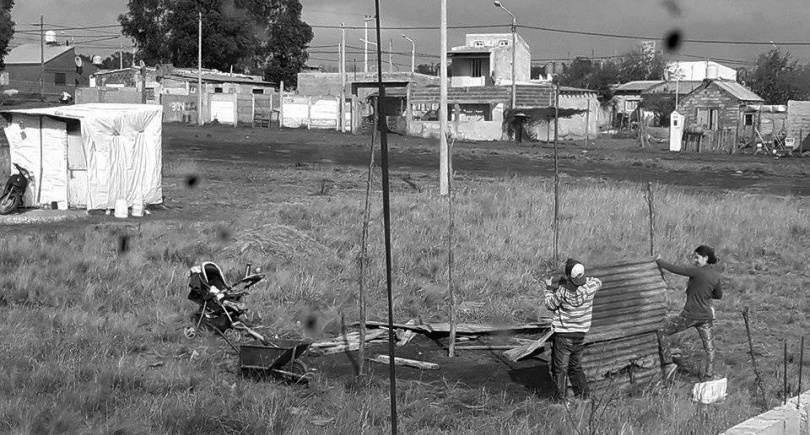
[
  {"x1": 340, "y1": 23, "x2": 346, "y2": 132},
  {"x1": 119, "y1": 37, "x2": 123, "y2": 70},
  {"x1": 39, "y1": 15, "x2": 44, "y2": 101},
  {"x1": 197, "y1": 12, "x2": 203, "y2": 126},
  {"x1": 388, "y1": 38, "x2": 393, "y2": 73},
  {"x1": 494, "y1": 1, "x2": 517, "y2": 111},
  {"x1": 402, "y1": 34, "x2": 415, "y2": 73},
  {"x1": 439, "y1": 0, "x2": 448, "y2": 195},
  {"x1": 364, "y1": 15, "x2": 374, "y2": 74}
]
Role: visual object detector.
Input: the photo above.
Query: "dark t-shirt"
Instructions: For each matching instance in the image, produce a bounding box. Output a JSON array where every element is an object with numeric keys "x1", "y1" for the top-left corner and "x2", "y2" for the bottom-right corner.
[{"x1": 657, "y1": 259, "x2": 723, "y2": 320}]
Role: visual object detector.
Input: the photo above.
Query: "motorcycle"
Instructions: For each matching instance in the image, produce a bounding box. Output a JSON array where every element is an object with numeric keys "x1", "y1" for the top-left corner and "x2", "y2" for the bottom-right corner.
[{"x1": 0, "y1": 163, "x2": 31, "y2": 215}]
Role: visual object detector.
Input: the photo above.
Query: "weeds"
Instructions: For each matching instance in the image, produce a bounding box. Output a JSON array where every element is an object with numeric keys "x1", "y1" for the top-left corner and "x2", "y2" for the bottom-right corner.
[{"x1": 0, "y1": 145, "x2": 807, "y2": 433}]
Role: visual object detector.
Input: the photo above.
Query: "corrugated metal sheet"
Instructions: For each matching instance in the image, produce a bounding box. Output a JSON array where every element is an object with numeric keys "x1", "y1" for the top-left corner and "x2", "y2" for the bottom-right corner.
[{"x1": 581, "y1": 258, "x2": 667, "y2": 393}]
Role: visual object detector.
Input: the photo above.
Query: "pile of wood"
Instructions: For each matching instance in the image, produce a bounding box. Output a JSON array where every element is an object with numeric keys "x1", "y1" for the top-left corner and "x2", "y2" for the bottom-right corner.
[{"x1": 307, "y1": 319, "x2": 555, "y2": 369}]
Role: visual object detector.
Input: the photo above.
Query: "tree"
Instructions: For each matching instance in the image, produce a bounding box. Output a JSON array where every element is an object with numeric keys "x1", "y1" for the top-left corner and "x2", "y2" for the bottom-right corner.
[
  {"x1": 119, "y1": 0, "x2": 313, "y2": 89},
  {"x1": 416, "y1": 63, "x2": 438, "y2": 76},
  {"x1": 244, "y1": 0, "x2": 313, "y2": 89},
  {"x1": 0, "y1": 0, "x2": 14, "y2": 68},
  {"x1": 119, "y1": 0, "x2": 259, "y2": 72},
  {"x1": 557, "y1": 57, "x2": 620, "y2": 104},
  {"x1": 745, "y1": 49, "x2": 810, "y2": 104},
  {"x1": 617, "y1": 45, "x2": 665, "y2": 82},
  {"x1": 99, "y1": 52, "x2": 135, "y2": 70}
]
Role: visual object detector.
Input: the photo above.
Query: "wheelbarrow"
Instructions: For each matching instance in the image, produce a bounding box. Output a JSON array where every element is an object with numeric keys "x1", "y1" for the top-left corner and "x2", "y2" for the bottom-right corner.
[{"x1": 239, "y1": 339, "x2": 311, "y2": 384}]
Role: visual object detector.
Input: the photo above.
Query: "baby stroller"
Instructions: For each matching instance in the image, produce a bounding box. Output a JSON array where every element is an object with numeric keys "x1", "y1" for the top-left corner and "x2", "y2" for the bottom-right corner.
[{"x1": 185, "y1": 261, "x2": 267, "y2": 343}]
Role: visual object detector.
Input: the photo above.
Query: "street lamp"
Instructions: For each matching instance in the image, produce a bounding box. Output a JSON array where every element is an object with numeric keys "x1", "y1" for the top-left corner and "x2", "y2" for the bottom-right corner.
[
  {"x1": 364, "y1": 15, "x2": 375, "y2": 74},
  {"x1": 494, "y1": 1, "x2": 517, "y2": 111},
  {"x1": 401, "y1": 34, "x2": 415, "y2": 73}
]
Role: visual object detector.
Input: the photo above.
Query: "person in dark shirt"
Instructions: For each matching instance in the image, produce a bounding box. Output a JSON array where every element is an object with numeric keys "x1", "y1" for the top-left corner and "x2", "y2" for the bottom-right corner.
[{"x1": 656, "y1": 245, "x2": 724, "y2": 382}]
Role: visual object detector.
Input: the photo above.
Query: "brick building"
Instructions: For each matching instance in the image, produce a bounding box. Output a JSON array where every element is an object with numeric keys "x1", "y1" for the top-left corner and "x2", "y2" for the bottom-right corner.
[
  {"x1": 678, "y1": 79, "x2": 763, "y2": 133},
  {"x1": 3, "y1": 42, "x2": 96, "y2": 99}
]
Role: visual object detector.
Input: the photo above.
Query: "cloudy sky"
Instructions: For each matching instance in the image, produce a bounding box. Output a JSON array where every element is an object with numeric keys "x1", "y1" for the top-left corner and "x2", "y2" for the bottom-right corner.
[{"x1": 11, "y1": 0, "x2": 810, "y2": 71}]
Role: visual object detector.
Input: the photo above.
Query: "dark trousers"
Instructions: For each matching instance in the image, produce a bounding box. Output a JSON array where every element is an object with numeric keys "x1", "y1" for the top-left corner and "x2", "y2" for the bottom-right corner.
[
  {"x1": 657, "y1": 314, "x2": 715, "y2": 379},
  {"x1": 550, "y1": 332, "x2": 589, "y2": 401}
]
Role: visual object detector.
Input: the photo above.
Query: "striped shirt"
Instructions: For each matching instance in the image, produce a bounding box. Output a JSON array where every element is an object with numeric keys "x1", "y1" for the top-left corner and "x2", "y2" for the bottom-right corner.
[{"x1": 544, "y1": 277, "x2": 602, "y2": 333}]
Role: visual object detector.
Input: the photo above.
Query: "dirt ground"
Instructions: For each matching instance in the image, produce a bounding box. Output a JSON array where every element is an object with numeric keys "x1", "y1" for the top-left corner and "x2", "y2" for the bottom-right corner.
[
  {"x1": 0, "y1": 123, "x2": 800, "y2": 398},
  {"x1": 158, "y1": 124, "x2": 810, "y2": 196},
  {"x1": 302, "y1": 332, "x2": 557, "y2": 400}
]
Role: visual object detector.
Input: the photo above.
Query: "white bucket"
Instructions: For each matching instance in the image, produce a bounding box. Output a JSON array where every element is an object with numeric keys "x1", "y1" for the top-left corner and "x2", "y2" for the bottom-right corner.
[
  {"x1": 113, "y1": 199, "x2": 129, "y2": 218},
  {"x1": 131, "y1": 201, "x2": 144, "y2": 217}
]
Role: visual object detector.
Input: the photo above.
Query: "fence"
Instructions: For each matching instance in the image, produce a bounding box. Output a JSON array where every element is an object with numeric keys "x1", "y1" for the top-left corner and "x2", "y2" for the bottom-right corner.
[
  {"x1": 281, "y1": 95, "x2": 340, "y2": 129},
  {"x1": 75, "y1": 87, "x2": 144, "y2": 105},
  {"x1": 682, "y1": 128, "x2": 737, "y2": 154}
]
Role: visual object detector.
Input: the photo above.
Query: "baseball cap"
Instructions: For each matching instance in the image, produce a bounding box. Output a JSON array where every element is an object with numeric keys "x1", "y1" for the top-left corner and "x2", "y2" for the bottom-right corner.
[{"x1": 565, "y1": 258, "x2": 587, "y2": 287}]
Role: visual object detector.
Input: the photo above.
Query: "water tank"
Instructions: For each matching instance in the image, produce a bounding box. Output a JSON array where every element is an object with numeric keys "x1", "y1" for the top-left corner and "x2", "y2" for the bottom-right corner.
[
  {"x1": 44, "y1": 30, "x2": 56, "y2": 44},
  {"x1": 92, "y1": 55, "x2": 103, "y2": 65},
  {"x1": 706, "y1": 64, "x2": 718, "y2": 80}
]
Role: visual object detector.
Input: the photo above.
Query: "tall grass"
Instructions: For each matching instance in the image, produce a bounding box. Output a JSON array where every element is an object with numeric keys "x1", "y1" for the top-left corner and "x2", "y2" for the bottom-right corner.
[{"x1": 0, "y1": 158, "x2": 807, "y2": 434}]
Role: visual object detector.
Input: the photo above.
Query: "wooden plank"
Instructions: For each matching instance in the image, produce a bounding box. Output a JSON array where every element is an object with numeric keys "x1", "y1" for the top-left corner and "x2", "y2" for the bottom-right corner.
[
  {"x1": 503, "y1": 328, "x2": 554, "y2": 362},
  {"x1": 452, "y1": 345, "x2": 515, "y2": 351},
  {"x1": 309, "y1": 342, "x2": 359, "y2": 355},
  {"x1": 396, "y1": 319, "x2": 418, "y2": 347},
  {"x1": 310, "y1": 329, "x2": 387, "y2": 349},
  {"x1": 368, "y1": 355, "x2": 439, "y2": 370},
  {"x1": 362, "y1": 321, "x2": 552, "y2": 335}
]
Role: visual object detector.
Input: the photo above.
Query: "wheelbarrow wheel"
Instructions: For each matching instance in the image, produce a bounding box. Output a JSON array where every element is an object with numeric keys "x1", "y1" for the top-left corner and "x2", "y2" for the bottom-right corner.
[
  {"x1": 291, "y1": 360, "x2": 308, "y2": 375},
  {"x1": 224, "y1": 328, "x2": 241, "y2": 343}
]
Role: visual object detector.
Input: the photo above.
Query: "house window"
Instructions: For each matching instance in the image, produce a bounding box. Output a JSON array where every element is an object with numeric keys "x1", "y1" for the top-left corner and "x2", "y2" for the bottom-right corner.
[
  {"x1": 252, "y1": 88, "x2": 264, "y2": 94},
  {"x1": 54, "y1": 73, "x2": 66, "y2": 86},
  {"x1": 214, "y1": 87, "x2": 223, "y2": 93},
  {"x1": 471, "y1": 59, "x2": 483, "y2": 77},
  {"x1": 744, "y1": 114, "x2": 754, "y2": 126}
]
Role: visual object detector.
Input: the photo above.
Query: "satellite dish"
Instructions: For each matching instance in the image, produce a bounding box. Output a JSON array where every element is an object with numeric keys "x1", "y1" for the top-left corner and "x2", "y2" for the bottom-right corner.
[
  {"x1": 139, "y1": 60, "x2": 145, "y2": 68},
  {"x1": 92, "y1": 55, "x2": 103, "y2": 65},
  {"x1": 74, "y1": 56, "x2": 83, "y2": 67},
  {"x1": 44, "y1": 30, "x2": 56, "y2": 44}
]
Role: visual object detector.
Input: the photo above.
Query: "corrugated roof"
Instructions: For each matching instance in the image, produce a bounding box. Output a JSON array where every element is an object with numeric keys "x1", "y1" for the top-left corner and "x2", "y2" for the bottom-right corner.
[
  {"x1": 5, "y1": 43, "x2": 74, "y2": 65},
  {"x1": 613, "y1": 80, "x2": 664, "y2": 92},
  {"x1": 579, "y1": 258, "x2": 668, "y2": 393},
  {"x1": 713, "y1": 80, "x2": 763, "y2": 102}
]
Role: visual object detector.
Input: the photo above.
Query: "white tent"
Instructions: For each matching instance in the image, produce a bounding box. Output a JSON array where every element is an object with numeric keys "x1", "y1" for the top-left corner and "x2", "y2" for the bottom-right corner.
[{"x1": 1, "y1": 103, "x2": 163, "y2": 210}]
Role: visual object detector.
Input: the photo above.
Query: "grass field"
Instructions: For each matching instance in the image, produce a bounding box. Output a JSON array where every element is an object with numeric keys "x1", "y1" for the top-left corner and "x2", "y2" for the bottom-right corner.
[{"x1": 0, "y1": 127, "x2": 808, "y2": 434}]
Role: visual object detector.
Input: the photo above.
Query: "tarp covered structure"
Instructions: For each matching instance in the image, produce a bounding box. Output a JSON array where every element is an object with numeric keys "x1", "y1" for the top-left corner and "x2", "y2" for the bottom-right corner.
[{"x1": 1, "y1": 103, "x2": 163, "y2": 210}]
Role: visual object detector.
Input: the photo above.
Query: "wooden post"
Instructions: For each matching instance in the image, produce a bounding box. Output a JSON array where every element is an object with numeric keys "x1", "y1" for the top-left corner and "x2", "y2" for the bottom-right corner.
[
  {"x1": 800, "y1": 127, "x2": 804, "y2": 155},
  {"x1": 405, "y1": 84, "x2": 412, "y2": 136},
  {"x1": 585, "y1": 98, "x2": 590, "y2": 145},
  {"x1": 647, "y1": 182, "x2": 655, "y2": 256},
  {"x1": 447, "y1": 134, "x2": 456, "y2": 358},
  {"x1": 553, "y1": 84, "x2": 560, "y2": 261},
  {"x1": 307, "y1": 96, "x2": 312, "y2": 130},
  {"x1": 279, "y1": 80, "x2": 284, "y2": 130},
  {"x1": 742, "y1": 307, "x2": 768, "y2": 409}
]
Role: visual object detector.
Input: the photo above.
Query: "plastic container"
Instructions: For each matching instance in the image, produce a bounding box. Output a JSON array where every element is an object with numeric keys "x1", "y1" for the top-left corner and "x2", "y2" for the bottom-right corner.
[
  {"x1": 113, "y1": 199, "x2": 128, "y2": 218},
  {"x1": 131, "y1": 200, "x2": 144, "y2": 217}
]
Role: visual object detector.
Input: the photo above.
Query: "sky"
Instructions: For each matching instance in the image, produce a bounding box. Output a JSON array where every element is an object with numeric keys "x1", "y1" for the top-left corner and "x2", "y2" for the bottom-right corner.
[{"x1": 10, "y1": 0, "x2": 810, "y2": 72}]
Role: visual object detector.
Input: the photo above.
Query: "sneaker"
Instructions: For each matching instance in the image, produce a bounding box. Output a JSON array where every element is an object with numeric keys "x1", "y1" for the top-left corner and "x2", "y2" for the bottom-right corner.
[{"x1": 663, "y1": 363, "x2": 678, "y2": 382}]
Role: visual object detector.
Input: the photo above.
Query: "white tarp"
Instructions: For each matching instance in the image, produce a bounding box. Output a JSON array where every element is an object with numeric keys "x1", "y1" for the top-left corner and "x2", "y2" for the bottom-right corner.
[{"x1": 1, "y1": 103, "x2": 163, "y2": 210}]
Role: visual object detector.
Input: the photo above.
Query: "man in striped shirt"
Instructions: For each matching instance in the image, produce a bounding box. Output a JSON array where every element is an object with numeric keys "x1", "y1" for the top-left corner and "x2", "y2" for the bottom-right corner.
[{"x1": 544, "y1": 258, "x2": 603, "y2": 403}]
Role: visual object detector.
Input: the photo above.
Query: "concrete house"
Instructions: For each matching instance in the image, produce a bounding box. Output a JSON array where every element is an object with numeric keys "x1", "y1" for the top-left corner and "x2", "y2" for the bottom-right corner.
[
  {"x1": 3, "y1": 42, "x2": 95, "y2": 99},
  {"x1": 449, "y1": 33, "x2": 531, "y2": 88},
  {"x1": 665, "y1": 60, "x2": 737, "y2": 82}
]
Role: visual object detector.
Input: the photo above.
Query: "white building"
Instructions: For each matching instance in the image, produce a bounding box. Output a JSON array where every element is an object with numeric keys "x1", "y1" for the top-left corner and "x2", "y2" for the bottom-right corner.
[{"x1": 665, "y1": 61, "x2": 737, "y2": 82}]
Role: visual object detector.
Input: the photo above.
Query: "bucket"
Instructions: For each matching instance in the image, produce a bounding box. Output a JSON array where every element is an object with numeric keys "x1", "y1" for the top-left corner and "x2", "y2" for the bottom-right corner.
[
  {"x1": 113, "y1": 199, "x2": 128, "y2": 218},
  {"x1": 131, "y1": 200, "x2": 144, "y2": 217}
]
